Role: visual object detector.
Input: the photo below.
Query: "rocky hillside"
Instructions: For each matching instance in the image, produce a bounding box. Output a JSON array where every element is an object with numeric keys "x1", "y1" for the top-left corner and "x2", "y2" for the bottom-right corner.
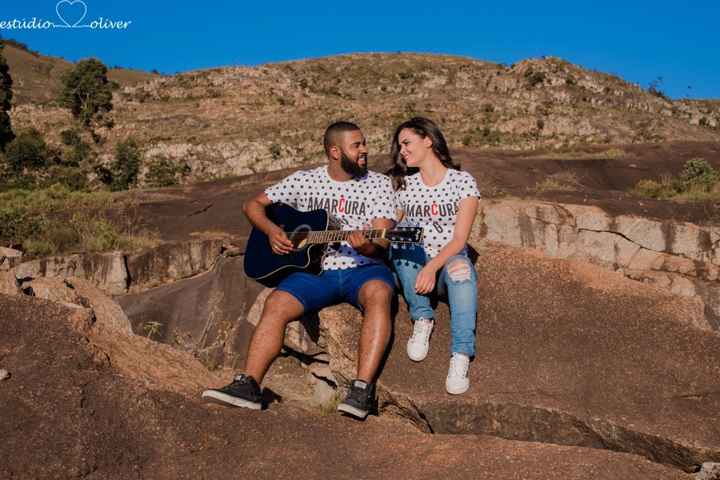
[
  {"x1": 5, "y1": 43, "x2": 720, "y2": 185},
  {"x1": 1, "y1": 39, "x2": 156, "y2": 105}
]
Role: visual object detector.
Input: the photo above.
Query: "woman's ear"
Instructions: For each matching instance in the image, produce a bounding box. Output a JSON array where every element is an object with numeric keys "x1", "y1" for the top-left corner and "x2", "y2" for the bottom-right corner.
[{"x1": 423, "y1": 135, "x2": 433, "y2": 149}]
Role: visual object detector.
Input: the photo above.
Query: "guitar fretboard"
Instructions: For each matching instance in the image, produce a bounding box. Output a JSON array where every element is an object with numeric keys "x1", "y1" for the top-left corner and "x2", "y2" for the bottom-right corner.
[{"x1": 301, "y1": 229, "x2": 387, "y2": 245}]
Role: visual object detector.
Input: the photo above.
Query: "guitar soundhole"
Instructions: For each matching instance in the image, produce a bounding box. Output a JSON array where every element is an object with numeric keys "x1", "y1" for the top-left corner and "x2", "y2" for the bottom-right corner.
[{"x1": 288, "y1": 224, "x2": 312, "y2": 249}]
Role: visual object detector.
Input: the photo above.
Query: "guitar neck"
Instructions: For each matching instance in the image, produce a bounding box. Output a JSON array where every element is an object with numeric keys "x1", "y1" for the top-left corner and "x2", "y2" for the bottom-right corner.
[{"x1": 304, "y1": 229, "x2": 386, "y2": 245}]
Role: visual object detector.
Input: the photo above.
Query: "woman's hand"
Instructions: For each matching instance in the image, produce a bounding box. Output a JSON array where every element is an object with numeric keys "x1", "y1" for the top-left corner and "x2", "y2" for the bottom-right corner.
[{"x1": 415, "y1": 264, "x2": 439, "y2": 294}]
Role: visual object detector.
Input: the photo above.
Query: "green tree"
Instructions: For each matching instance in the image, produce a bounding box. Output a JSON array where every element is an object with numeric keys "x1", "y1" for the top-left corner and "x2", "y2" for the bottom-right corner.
[
  {"x1": 59, "y1": 58, "x2": 113, "y2": 127},
  {"x1": 5, "y1": 128, "x2": 47, "y2": 172},
  {"x1": 110, "y1": 138, "x2": 141, "y2": 191},
  {"x1": 0, "y1": 40, "x2": 15, "y2": 150}
]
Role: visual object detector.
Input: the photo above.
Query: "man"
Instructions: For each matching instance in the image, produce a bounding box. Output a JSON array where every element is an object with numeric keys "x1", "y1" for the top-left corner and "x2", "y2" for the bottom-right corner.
[{"x1": 202, "y1": 121, "x2": 396, "y2": 420}]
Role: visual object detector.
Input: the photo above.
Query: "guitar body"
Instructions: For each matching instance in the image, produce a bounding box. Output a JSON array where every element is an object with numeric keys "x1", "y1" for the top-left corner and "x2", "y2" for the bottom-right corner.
[{"x1": 243, "y1": 204, "x2": 329, "y2": 287}]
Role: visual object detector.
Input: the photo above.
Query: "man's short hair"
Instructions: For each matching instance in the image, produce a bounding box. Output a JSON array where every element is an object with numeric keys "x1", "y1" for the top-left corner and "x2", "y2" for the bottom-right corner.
[{"x1": 323, "y1": 121, "x2": 360, "y2": 156}]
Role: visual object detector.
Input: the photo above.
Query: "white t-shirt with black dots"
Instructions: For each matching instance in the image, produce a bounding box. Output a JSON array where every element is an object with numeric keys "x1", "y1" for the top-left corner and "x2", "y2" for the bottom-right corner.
[
  {"x1": 394, "y1": 169, "x2": 480, "y2": 259},
  {"x1": 264, "y1": 166, "x2": 396, "y2": 270}
]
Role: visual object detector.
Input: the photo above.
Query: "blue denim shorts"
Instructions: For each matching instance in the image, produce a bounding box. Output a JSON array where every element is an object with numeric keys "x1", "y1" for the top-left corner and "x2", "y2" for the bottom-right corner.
[{"x1": 276, "y1": 263, "x2": 395, "y2": 314}]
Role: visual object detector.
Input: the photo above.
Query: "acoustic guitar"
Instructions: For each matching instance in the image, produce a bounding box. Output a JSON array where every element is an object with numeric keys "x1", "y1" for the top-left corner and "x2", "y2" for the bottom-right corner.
[{"x1": 243, "y1": 203, "x2": 423, "y2": 287}]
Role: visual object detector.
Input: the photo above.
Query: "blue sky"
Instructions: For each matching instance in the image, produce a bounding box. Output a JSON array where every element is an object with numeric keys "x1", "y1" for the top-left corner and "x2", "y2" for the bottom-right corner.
[{"x1": 2, "y1": 0, "x2": 718, "y2": 99}]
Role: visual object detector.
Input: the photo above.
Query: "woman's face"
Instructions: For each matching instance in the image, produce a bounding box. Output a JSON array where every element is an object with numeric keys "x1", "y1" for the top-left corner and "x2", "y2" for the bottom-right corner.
[{"x1": 398, "y1": 128, "x2": 432, "y2": 167}]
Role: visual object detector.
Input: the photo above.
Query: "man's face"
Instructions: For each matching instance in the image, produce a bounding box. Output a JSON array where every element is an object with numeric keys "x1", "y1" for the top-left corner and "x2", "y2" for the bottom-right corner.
[{"x1": 337, "y1": 129, "x2": 368, "y2": 178}]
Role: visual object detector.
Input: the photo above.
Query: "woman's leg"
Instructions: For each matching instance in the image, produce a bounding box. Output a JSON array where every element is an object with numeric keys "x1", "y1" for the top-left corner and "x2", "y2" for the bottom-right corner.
[
  {"x1": 390, "y1": 245, "x2": 434, "y2": 321},
  {"x1": 438, "y1": 255, "x2": 477, "y2": 358},
  {"x1": 391, "y1": 245, "x2": 435, "y2": 361}
]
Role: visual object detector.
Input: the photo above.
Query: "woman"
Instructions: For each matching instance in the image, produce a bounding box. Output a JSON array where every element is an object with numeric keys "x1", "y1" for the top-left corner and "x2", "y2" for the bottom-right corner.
[{"x1": 388, "y1": 117, "x2": 480, "y2": 394}]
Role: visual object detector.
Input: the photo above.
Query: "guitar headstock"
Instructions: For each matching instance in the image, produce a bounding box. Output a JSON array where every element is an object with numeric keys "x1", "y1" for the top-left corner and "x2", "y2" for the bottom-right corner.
[{"x1": 386, "y1": 227, "x2": 423, "y2": 244}]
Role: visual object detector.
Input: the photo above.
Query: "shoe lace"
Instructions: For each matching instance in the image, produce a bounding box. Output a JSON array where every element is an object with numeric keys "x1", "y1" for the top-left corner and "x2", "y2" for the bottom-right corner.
[
  {"x1": 348, "y1": 381, "x2": 371, "y2": 402},
  {"x1": 449, "y1": 354, "x2": 469, "y2": 378},
  {"x1": 412, "y1": 319, "x2": 433, "y2": 341}
]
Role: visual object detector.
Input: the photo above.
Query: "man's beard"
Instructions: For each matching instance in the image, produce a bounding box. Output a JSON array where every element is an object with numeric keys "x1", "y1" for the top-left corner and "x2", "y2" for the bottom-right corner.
[{"x1": 340, "y1": 151, "x2": 368, "y2": 179}]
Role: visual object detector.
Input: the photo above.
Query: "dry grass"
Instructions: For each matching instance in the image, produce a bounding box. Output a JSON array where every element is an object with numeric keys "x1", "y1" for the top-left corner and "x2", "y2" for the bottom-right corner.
[
  {"x1": 0, "y1": 185, "x2": 159, "y2": 256},
  {"x1": 526, "y1": 148, "x2": 628, "y2": 161},
  {"x1": 631, "y1": 159, "x2": 720, "y2": 202},
  {"x1": 533, "y1": 171, "x2": 581, "y2": 192}
]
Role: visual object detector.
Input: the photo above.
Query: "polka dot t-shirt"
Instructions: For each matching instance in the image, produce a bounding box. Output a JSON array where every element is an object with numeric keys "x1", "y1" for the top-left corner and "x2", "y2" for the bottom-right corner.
[
  {"x1": 265, "y1": 166, "x2": 396, "y2": 270},
  {"x1": 394, "y1": 169, "x2": 480, "y2": 259}
]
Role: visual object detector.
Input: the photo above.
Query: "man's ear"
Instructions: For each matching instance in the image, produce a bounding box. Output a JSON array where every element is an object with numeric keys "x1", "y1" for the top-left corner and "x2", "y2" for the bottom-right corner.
[{"x1": 329, "y1": 145, "x2": 341, "y2": 160}]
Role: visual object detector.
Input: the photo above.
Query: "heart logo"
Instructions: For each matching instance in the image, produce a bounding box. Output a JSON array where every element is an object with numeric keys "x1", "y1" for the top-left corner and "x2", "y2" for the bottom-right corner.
[{"x1": 55, "y1": 0, "x2": 88, "y2": 27}]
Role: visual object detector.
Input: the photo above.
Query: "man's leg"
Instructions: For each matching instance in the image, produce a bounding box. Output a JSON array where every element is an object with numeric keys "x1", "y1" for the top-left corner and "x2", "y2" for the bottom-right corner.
[
  {"x1": 244, "y1": 289, "x2": 305, "y2": 383},
  {"x1": 356, "y1": 279, "x2": 393, "y2": 382},
  {"x1": 203, "y1": 271, "x2": 337, "y2": 409},
  {"x1": 336, "y1": 265, "x2": 395, "y2": 419}
]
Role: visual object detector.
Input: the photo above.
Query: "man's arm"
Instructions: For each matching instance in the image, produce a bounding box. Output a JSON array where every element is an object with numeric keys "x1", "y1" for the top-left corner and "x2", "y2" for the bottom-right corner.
[{"x1": 242, "y1": 192, "x2": 293, "y2": 255}]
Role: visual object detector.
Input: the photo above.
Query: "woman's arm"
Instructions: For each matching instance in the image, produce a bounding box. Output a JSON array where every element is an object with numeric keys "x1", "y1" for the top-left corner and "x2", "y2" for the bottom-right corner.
[{"x1": 414, "y1": 196, "x2": 479, "y2": 293}]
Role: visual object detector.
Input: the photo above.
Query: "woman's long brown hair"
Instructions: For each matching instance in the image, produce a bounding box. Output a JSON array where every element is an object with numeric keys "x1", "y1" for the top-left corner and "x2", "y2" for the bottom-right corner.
[{"x1": 387, "y1": 117, "x2": 459, "y2": 191}]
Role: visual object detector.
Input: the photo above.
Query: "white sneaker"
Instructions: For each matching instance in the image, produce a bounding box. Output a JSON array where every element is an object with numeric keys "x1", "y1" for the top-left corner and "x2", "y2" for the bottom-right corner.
[
  {"x1": 446, "y1": 353, "x2": 470, "y2": 395},
  {"x1": 406, "y1": 318, "x2": 434, "y2": 362}
]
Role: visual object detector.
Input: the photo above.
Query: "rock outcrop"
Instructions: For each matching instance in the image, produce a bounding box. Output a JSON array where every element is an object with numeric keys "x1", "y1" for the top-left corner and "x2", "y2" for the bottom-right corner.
[
  {"x1": 473, "y1": 199, "x2": 720, "y2": 330},
  {"x1": 8, "y1": 239, "x2": 229, "y2": 296},
  {"x1": 1, "y1": 291, "x2": 689, "y2": 480},
  {"x1": 286, "y1": 244, "x2": 720, "y2": 472},
  {"x1": 0, "y1": 247, "x2": 22, "y2": 296},
  {"x1": 13, "y1": 251, "x2": 128, "y2": 295},
  {"x1": 118, "y1": 256, "x2": 264, "y2": 369}
]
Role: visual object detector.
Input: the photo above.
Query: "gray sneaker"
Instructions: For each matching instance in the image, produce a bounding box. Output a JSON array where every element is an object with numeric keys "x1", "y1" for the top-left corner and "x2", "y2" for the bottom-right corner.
[
  {"x1": 337, "y1": 379, "x2": 376, "y2": 420},
  {"x1": 202, "y1": 374, "x2": 262, "y2": 409}
]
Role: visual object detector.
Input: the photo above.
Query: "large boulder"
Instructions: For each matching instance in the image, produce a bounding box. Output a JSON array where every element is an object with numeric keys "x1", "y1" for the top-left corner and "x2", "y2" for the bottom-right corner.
[
  {"x1": 318, "y1": 243, "x2": 720, "y2": 472},
  {"x1": 474, "y1": 199, "x2": 720, "y2": 330},
  {"x1": 0, "y1": 292, "x2": 687, "y2": 480},
  {"x1": 24, "y1": 277, "x2": 81, "y2": 304},
  {"x1": 118, "y1": 255, "x2": 264, "y2": 369},
  {"x1": 0, "y1": 247, "x2": 22, "y2": 270},
  {"x1": 13, "y1": 251, "x2": 128, "y2": 295},
  {"x1": 0, "y1": 269, "x2": 19, "y2": 296},
  {"x1": 125, "y1": 239, "x2": 224, "y2": 292},
  {"x1": 66, "y1": 277, "x2": 133, "y2": 334}
]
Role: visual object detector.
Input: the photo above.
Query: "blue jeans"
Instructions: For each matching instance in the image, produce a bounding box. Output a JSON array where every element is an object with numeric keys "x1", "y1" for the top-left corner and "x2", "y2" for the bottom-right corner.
[{"x1": 390, "y1": 245, "x2": 477, "y2": 357}]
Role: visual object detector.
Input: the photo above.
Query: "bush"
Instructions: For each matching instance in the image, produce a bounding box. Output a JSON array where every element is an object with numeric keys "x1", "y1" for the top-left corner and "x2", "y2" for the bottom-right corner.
[
  {"x1": 42, "y1": 165, "x2": 87, "y2": 191},
  {"x1": 525, "y1": 69, "x2": 546, "y2": 88},
  {"x1": 632, "y1": 179, "x2": 676, "y2": 199},
  {"x1": 145, "y1": 158, "x2": 190, "y2": 188},
  {"x1": 60, "y1": 129, "x2": 82, "y2": 147},
  {"x1": 0, "y1": 201, "x2": 46, "y2": 243},
  {"x1": 680, "y1": 158, "x2": 718, "y2": 186},
  {"x1": 269, "y1": 143, "x2": 282, "y2": 160},
  {"x1": 4, "y1": 128, "x2": 48, "y2": 171},
  {"x1": 632, "y1": 159, "x2": 720, "y2": 201},
  {"x1": 110, "y1": 138, "x2": 141, "y2": 191}
]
